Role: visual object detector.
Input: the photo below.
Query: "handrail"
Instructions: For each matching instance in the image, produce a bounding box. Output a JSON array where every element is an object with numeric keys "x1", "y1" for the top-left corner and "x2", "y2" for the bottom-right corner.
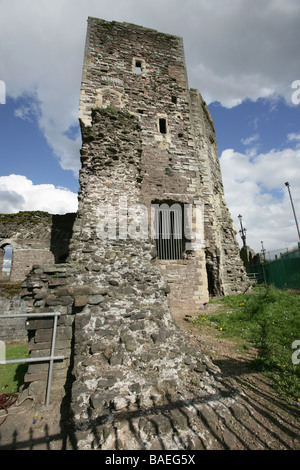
[{"x1": 0, "y1": 312, "x2": 64, "y2": 405}]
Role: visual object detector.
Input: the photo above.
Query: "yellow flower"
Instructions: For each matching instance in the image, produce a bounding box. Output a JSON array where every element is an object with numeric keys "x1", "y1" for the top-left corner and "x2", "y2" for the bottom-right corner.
[{"x1": 220, "y1": 327, "x2": 223, "y2": 331}]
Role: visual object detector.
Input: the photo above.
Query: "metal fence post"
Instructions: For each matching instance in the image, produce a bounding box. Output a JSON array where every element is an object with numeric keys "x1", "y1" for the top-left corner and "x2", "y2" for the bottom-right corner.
[
  {"x1": 46, "y1": 313, "x2": 58, "y2": 406},
  {"x1": 0, "y1": 312, "x2": 64, "y2": 406}
]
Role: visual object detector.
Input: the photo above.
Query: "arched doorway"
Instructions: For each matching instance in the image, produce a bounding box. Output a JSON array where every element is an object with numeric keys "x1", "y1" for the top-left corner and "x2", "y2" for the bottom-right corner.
[{"x1": 0, "y1": 243, "x2": 13, "y2": 280}]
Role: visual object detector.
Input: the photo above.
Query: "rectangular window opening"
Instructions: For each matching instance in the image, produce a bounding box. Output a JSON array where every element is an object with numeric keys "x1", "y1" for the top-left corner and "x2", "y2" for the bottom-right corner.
[
  {"x1": 159, "y1": 118, "x2": 167, "y2": 134},
  {"x1": 135, "y1": 61, "x2": 142, "y2": 74},
  {"x1": 153, "y1": 202, "x2": 184, "y2": 260}
]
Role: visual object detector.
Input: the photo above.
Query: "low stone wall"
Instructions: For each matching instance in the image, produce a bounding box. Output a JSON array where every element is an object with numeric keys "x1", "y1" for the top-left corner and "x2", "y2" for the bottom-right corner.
[
  {"x1": 0, "y1": 283, "x2": 28, "y2": 342},
  {"x1": 20, "y1": 264, "x2": 77, "y2": 402},
  {"x1": 14, "y1": 249, "x2": 256, "y2": 450},
  {"x1": 67, "y1": 238, "x2": 222, "y2": 449}
]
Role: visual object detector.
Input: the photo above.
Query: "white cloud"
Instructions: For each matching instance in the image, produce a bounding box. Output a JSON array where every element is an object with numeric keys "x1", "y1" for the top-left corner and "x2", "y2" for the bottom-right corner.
[
  {"x1": 0, "y1": 0, "x2": 300, "y2": 175},
  {"x1": 240, "y1": 133, "x2": 262, "y2": 156},
  {"x1": 287, "y1": 132, "x2": 300, "y2": 148},
  {"x1": 241, "y1": 134, "x2": 260, "y2": 146},
  {"x1": 0, "y1": 175, "x2": 78, "y2": 214},
  {"x1": 183, "y1": 0, "x2": 300, "y2": 106},
  {"x1": 14, "y1": 100, "x2": 40, "y2": 122},
  {"x1": 220, "y1": 146, "x2": 300, "y2": 253},
  {"x1": 1, "y1": 0, "x2": 300, "y2": 255}
]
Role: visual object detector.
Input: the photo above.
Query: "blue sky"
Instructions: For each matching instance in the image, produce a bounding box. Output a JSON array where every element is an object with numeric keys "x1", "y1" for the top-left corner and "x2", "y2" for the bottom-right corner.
[
  {"x1": 1, "y1": 96, "x2": 79, "y2": 191},
  {"x1": 1, "y1": 0, "x2": 300, "y2": 254},
  {"x1": 211, "y1": 98, "x2": 300, "y2": 155}
]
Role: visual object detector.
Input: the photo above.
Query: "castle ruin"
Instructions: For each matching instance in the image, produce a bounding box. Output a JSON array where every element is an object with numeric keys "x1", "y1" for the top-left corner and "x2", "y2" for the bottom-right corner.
[{"x1": 0, "y1": 18, "x2": 251, "y2": 449}]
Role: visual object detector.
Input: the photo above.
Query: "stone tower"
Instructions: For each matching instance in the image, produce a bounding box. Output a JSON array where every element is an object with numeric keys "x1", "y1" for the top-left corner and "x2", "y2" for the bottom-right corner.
[
  {"x1": 73, "y1": 17, "x2": 249, "y2": 318},
  {"x1": 16, "y1": 18, "x2": 253, "y2": 450}
]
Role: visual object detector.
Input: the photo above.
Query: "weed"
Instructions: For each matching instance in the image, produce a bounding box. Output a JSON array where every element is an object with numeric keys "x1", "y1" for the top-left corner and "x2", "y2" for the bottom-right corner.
[{"x1": 194, "y1": 286, "x2": 300, "y2": 402}]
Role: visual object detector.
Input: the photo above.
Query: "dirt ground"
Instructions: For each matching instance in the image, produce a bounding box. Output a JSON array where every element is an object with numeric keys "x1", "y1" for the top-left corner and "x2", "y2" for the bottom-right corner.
[
  {"x1": 0, "y1": 302, "x2": 299, "y2": 450},
  {"x1": 176, "y1": 302, "x2": 300, "y2": 450}
]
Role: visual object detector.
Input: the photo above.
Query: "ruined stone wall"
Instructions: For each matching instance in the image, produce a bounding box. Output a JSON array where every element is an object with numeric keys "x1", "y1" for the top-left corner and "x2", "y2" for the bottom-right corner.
[
  {"x1": 0, "y1": 212, "x2": 76, "y2": 281},
  {"x1": 78, "y1": 17, "x2": 212, "y2": 315},
  {"x1": 189, "y1": 89, "x2": 249, "y2": 295},
  {"x1": 78, "y1": 17, "x2": 249, "y2": 311},
  {"x1": 0, "y1": 283, "x2": 28, "y2": 342},
  {"x1": 27, "y1": 109, "x2": 228, "y2": 448},
  {"x1": 19, "y1": 264, "x2": 76, "y2": 401},
  {"x1": 20, "y1": 247, "x2": 243, "y2": 450},
  {"x1": 7, "y1": 18, "x2": 254, "y2": 449},
  {"x1": 0, "y1": 18, "x2": 248, "y2": 301}
]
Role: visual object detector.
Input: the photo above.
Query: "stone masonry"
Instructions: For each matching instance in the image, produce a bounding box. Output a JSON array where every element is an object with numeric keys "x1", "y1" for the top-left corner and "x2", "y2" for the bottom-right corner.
[
  {"x1": 0, "y1": 212, "x2": 76, "y2": 281},
  {"x1": 2, "y1": 18, "x2": 253, "y2": 449},
  {"x1": 0, "y1": 19, "x2": 248, "y2": 301},
  {"x1": 77, "y1": 18, "x2": 249, "y2": 314}
]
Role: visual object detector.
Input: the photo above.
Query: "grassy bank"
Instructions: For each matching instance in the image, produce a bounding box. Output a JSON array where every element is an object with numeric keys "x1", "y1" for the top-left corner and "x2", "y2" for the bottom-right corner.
[
  {"x1": 0, "y1": 342, "x2": 29, "y2": 394},
  {"x1": 193, "y1": 286, "x2": 300, "y2": 403}
]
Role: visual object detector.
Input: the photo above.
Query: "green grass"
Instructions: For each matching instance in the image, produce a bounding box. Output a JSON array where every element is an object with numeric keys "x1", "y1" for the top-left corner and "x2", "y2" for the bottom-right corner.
[
  {"x1": 193, "y1": 286, "x2": 300, "y2": 403},
  {"x1": 0, "y1": 342, "x2": 29, "y2": 394}
]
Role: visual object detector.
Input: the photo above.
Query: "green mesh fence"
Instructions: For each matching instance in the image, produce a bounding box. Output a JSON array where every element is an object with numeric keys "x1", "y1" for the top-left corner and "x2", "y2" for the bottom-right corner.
[{"x1": 262, "y1": 244, "x2": 300, "y2": 289}]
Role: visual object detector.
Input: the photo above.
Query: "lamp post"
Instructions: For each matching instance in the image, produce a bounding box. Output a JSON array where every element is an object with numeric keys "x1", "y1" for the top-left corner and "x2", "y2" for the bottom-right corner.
[
  {"x1": 285, "y1": 182, "x2": 300, "y2": 241},
  {"x1": 238, "y1": 214, "x2": 247, "y2": 248},
  {"x1": 261, "y1": 241, "x2": 266, "y2": 261}
]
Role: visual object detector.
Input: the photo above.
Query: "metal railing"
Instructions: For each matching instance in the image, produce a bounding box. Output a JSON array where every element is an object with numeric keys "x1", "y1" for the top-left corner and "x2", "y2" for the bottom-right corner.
[{"x1": 0, "y1": 312, "x2": 64, "y2": 405}]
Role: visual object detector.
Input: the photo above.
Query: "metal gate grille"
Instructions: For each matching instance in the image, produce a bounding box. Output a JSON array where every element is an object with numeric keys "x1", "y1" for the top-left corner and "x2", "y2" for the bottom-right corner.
[{"x1": 154, "y1": 205, "x2": 183, "y2": 260}]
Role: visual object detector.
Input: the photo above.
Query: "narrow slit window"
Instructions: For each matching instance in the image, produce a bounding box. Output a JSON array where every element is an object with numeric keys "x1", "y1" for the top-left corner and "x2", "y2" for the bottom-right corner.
[
  {"x1": 1, "y1": 244, "x2": 13, "y2": 279},
  {"x1": 135, "y1": 60, "x2": 142, "y2": 74},
  {"x1": 159, "y1": 118, "x2": 167, "y2": 134}
]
